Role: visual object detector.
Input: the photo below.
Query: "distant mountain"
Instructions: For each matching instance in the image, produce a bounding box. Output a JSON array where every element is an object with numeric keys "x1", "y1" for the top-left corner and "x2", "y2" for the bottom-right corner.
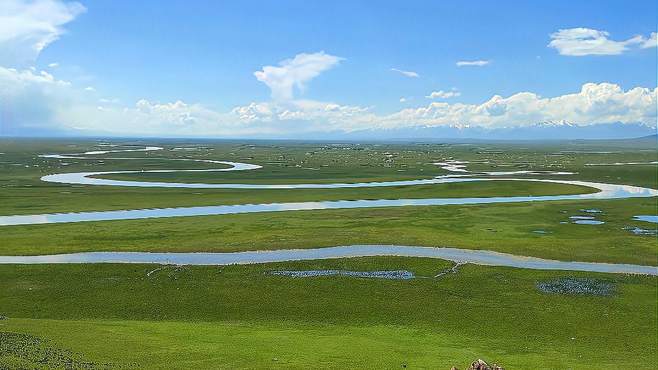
[
  {"x1": 323, "y1": 122, "x2": 657, "y2": 141},
  {"x1": 2, "y1": 121, "x2": 655, "y2": 141},
  {"x1": 633, "y1": 134, "x2": 658, "y2": 141}
]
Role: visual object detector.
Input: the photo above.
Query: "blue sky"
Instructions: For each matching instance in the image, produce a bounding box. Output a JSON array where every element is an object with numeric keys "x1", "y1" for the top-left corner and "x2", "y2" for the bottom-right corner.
[{"x1": 0, "y1": 0, "x2": 656, "y2": 137}]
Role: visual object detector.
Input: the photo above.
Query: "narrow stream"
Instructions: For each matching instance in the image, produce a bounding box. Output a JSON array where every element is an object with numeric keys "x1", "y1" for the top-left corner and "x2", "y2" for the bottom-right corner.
[{"x1": 0, "y1": 245, "x2": 655, "y2": 275}]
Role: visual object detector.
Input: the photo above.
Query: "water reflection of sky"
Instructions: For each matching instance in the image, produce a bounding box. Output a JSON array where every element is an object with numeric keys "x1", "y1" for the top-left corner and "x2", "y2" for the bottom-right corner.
[
  {"x1": 6, "y1": 151, "x2": 656, "y2": 226},
  {"x1": 1, "y1": 179, "x2": 656, "y2": 226},
  {"x1": 0, "y1": 245, "x2": 655, "y2": 275},
  {"x1": 634, "y1": 215, "x2": 658, "y2": 224},
  {"x1": 573, "y1": 220, "x2": 605, "y2": 225}
]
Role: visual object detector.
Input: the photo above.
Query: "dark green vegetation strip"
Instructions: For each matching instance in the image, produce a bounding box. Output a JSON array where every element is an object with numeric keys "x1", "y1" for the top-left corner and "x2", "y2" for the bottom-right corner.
[{"x1": 0, "y1": 258, "x2": 655, "y2": 368}]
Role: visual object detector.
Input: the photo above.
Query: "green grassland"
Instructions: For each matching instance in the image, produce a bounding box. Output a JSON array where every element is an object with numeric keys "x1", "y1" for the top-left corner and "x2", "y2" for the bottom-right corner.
[
  {"x1": 0, "y1": 138, "x2": 655, "y2": 216},
  {"x1": 0, "y1": 138, "x2": 656, "y2": 368},
  {"x1": 0, "y1": 258, "x2": 656, "y2": 369}
]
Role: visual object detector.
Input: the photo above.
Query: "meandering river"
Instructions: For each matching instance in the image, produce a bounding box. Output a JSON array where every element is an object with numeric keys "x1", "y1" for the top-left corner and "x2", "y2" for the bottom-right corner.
[
  {"x1": 1, "y1": 147, "x2": 656, "y2": 226},
  {"x1": 1, "y1": 146, "x2": 656, "y2": 274},
  {"x1": 0, "y1": 245, "x2": 656, "y2": 275}
]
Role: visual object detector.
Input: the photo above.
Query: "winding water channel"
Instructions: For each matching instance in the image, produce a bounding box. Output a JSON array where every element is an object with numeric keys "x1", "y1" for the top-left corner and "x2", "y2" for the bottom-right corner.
[
  {"x1": 0, "y1": 245, "x2": 656, "y2": 275},
  {"x1": 1, "y1": 146, "x2": 656, "y2": 274},
  {"x1": 1, "y1": 147, "x2": 656, "y2": 226}
]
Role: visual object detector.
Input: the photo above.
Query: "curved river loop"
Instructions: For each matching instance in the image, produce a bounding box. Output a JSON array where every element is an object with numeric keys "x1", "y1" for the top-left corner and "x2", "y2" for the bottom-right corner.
[{"x1": 1, "y1": 146, "x2": 656, "y2": 275}]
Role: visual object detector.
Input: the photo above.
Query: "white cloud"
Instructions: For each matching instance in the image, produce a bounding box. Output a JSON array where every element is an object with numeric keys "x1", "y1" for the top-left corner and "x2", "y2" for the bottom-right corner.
[
  {"x1": 456, "y1": 60, "x2": 489, "y2": 67},
  {"x1": 98, "y1": 97, "x2": 119, "y2": 104},
  {"x1": 2, "y1": 65, "x2": 655, "y2": 137},
  {"x1": 0, "y1": 0, "x2": 85, "y2": 66},
  {"x1": 253, "y1": 51, "x2": 343, "y2": 101},
  {"x1": 1, "y1": 1, "x2": 653, "y2": 138},
  {"x1": 426, "y1": 90, "x2": 461, "y2": 99},
  {"x1": 230, "y1": 100, "x2": 372, "y2": 131},
  {"x1": 0, "y1": 66, "x2": 76, "y2": 133},
  {"x1": 229, "y1": 83, "x2": 657, "y2": 132},
  {"x1": 384, "y1": 82, "x2": 657, "y2": 129},
  {"x1": 641, "y1": 32, "x2": 657, "y2": 49},
  {"x1": 548, "y1": 28, "x2": 656, "y2": 56},
  {"x1": 391, "y1": 68, "x2": 419, "y2": 78}
]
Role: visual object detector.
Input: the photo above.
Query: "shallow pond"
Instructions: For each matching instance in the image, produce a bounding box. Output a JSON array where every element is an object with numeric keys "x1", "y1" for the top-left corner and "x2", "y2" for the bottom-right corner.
[
  {"x1": 569, "y1": 215, "x2": 604, "y2": 225},
  {"x1": 573, "y1": 220, "x2": 605, "y2": 225},
  {"x1": 633, "y1": 215, "x2": 658, "y2": 224}
]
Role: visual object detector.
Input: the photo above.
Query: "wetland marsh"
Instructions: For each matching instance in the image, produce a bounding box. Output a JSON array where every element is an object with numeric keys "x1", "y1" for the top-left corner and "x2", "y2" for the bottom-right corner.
[{"x1": 0, "y1": 138, "x2": 656, "y2": 368}]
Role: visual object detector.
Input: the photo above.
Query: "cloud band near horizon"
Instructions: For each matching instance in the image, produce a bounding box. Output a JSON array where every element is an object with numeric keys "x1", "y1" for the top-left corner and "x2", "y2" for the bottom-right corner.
[
  {"x1": 1, "y1": 63, "x2": 655, "y2": 137},
  {"x1": 0, "y1": 1, "x2": 656, "y2": 138}
]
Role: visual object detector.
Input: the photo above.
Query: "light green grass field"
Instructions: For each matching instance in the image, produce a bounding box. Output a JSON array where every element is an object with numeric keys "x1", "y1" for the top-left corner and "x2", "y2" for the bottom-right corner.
[
  {"x1": 0, "y1": 138, "x2": 656, "y2": 368},
  {"x1": 0, "y1": 259, "x2": 656, "y2": 369}
]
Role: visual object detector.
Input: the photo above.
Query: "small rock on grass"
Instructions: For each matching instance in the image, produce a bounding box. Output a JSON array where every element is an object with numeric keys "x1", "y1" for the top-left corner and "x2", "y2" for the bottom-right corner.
[{"x1": 451, "y1": 358, "x2": 504, "y2": 370}]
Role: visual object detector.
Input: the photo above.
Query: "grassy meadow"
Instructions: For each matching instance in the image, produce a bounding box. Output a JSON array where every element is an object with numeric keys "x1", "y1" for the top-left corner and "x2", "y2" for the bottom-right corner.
[{"x1": 0, "y1": 138, "x2": 656, "y2": 368}]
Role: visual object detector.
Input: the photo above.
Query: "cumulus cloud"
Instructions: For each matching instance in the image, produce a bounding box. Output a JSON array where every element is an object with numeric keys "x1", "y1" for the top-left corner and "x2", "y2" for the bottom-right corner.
[
  {"x1": 229, "y1": 83, "x2": 657, "y2": 132},
  {"x1": 230, "y1": 99, "x2": 373, "y2": 132},
  {"x1": 641, "y1": 32, "x2": 657, "y2": 49},
  {"x1": 231, "y1": 82, "x2": 657, "y2": 132},
  {"x1": 390, "y1": 68, "x2": 419, "y2": 78},
  {"x1": 383, "y1": 82, "x2": 657, "y2": 129},
  {"x1": 253, "y1": 51, "x2": 343, "y2": 101},
  {"x1": 3, "y1": 64, "x2": 655, "y2": 137},
  {"x1": 426, "y1": 89, "x2": 461, "y2": 99},
  {"x1": 0, "y1": 66, "x2": 75, "y2": 133},
  {"x1": 0, "y1": 0, "x2": 85, "y2": 66},
  {"x1": 0, "y1": 8, "x2": 654, "y2": 138},
  {"x1": 548, "y1": 28, "x2": 656, "y2": 56},
  {"x1": 456, "y1": 60, "x2": 489, "y2": 67}
]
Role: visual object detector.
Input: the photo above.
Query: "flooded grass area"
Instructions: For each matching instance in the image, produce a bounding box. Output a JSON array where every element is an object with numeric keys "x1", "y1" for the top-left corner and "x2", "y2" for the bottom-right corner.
[{"x1": 536, "y1": 277, "x2": 614, "y2": 296}]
